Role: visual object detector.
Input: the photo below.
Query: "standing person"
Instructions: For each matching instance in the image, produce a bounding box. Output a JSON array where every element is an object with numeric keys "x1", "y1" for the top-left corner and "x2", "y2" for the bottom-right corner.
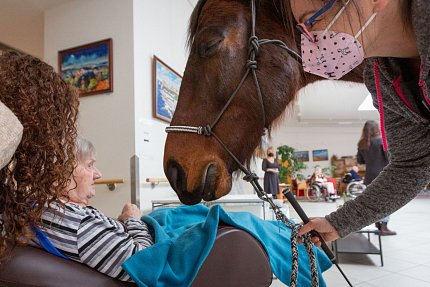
[
  {"x1": 262, "y1": 147, "x2": 280, "y2": 197},
  {"x1": 357, "y1": 120, "x2": 396, "y2": 235},
  {"x1": 0, "y1": 50, "x2": 79, "y2": 260},
  {"x1": 284, "y1": 0, "x2": 430, "y2": 243}
]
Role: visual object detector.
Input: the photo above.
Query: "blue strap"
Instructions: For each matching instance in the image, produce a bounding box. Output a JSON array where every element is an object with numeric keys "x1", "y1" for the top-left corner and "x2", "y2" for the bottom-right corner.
[
  {"x1": 304, "y1": 0, "x2": 337, "y2": 26},
  {"x1": 32, "y1": 226, "x2": 70, "y2": 260}
]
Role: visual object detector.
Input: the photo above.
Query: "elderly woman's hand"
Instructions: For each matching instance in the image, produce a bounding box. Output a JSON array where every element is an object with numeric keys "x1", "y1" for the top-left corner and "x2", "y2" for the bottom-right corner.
[{"x1": 118, "y1": 203, "x2": 142, "y2": 222}]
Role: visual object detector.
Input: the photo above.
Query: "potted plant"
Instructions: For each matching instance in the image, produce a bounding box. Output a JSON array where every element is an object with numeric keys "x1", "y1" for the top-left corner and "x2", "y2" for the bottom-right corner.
[{"x1": 276, "y1": 145, "x2": 307, "y2": 184}]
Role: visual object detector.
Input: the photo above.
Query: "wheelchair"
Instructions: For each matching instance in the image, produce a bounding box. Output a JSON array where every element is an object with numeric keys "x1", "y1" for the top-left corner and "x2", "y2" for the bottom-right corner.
[
  {"x1": 342, "y1": 173, "x2": 366, "y2": 201},
  {"x1": 307, "y1": 178, "x2": 340, "y2": 202}
]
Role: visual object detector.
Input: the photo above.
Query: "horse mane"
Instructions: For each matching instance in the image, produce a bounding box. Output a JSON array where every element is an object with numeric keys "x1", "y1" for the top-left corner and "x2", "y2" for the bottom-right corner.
[{"x1": 187, "y1": 0, "x2": 297, "y2": 49}]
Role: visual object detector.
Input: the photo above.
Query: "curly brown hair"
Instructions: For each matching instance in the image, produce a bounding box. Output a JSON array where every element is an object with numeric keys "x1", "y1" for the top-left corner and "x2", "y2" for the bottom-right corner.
[{"x1": 0, "y1": 50, "x2": 79, "y2": 260}]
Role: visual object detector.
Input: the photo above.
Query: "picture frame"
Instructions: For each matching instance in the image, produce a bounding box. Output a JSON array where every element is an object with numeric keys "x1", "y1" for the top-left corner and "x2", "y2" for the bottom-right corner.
[
  {"x1": 312, "y1": 149, "x2": 329, "y2": 161},
  {"x1": 293, "y1": 151, "x2": 309, "y2": 162},
  {"x1": 58, "y1": 38, "x2": 113, "y2": 97},
  {"x1": 153, "y1": 56, "x2": 182, "y2": 123}
]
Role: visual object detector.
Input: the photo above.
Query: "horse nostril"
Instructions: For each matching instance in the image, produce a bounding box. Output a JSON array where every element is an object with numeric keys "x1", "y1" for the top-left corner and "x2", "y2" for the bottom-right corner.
[
  {"x1": 165, "y1": 159, "x2": 186, "y2": 195},
  {"x1": 202, "y1": 164, "x2": 217, "y2": 201}
]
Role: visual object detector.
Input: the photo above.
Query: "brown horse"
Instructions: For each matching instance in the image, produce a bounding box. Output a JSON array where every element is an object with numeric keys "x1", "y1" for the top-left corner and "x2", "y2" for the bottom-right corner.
[{"x1": 164, "y1": 0, "x2": 363, "y2": 205}]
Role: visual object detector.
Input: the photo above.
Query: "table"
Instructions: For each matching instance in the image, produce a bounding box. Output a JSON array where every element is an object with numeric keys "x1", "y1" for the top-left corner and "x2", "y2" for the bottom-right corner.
[
  {"x1": 333, "y1": 229, "x2": 383, "y2": 266},
  {"x1": 152, "y1": 194, "x2": 269, "y2": 219}
]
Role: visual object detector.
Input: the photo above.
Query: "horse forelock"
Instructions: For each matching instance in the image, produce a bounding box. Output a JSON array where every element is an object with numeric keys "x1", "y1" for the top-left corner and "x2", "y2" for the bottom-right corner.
[
  {"x1": 187, "y1": 0, "x2": 297, "y2": 50},
  {"x1": 187, "y1": 0, "x2": 207, "y2": 49}
]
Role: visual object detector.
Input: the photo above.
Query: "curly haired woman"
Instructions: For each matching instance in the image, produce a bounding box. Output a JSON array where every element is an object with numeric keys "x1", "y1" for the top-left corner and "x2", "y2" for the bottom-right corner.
[{"x1": 0, "y1": 50, "x2": 79, "y2": 260}]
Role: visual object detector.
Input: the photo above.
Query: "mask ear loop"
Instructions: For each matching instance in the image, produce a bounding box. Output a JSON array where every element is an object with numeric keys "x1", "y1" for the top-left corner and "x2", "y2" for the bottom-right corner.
[
  {"x1": 322, "y1": 0, "x2": 352, "y2": 37},
  {"x1": 354, "y1": 12, "x2": 377, "y2": 39}
]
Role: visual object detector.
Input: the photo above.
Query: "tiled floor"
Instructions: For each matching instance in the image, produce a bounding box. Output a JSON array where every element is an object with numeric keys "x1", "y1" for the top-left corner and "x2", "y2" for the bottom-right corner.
[{"x1": 270, "y1": 192, "x2": 430, "y2": 286}]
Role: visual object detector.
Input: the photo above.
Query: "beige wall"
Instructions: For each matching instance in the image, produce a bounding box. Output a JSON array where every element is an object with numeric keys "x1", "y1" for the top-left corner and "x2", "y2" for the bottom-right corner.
[
  {"x1": 43, "y1": 0, "x2": 194, "y2": 216},
  {"x1": 44, "y1": 0, "x2": 135, "y2": 217},
  {"x1": 0, "y1": 0, "x2": 44, "y2": 58}
]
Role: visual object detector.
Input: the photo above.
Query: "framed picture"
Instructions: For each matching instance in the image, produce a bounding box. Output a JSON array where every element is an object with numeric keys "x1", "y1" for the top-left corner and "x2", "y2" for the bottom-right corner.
[
  {"x1": 312, "y1": 149, "x2": 329, "y2": 161},
  {"x1": 153, "y1": 56, "x2": 182, "y2": 123},
  {"x1": 293, "y1": 151, "x2": 309, "y2": 162},
  {"x1": 58, "y1": 38, "x2": 113, "y2": 97}
]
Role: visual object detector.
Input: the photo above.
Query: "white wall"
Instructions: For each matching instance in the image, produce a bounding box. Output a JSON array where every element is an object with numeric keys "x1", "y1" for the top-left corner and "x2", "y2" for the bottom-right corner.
[
  {"x1": 270, "y1": 81, "x2": 379, "y2": 178},
  {"x1": 44, "y1": 0, "x2": 135, "y2": 216},
  {"x1": 133, "y1": 0, "x2": 195, "y2": 213},
  {"x1": 271, "y1": 114, "x2": 370, "y2": 177}
]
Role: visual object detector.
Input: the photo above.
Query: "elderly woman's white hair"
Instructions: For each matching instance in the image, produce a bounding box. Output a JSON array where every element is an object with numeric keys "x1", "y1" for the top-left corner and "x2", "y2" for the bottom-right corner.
[{"x1": 76, "y1": 137, "x2": 96, "y2": 161}]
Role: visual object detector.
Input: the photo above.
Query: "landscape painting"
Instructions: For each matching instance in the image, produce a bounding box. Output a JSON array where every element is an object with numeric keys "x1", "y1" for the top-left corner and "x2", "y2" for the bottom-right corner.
[
  {"x1": 312, "y1": 149, "x2": 329, "y2": 161},
  {"x1": 153, "y1": 56, "x2": 182, "y2": 123},
  {"x1": 293, "y1": 151, "x2": 310, "y2": 162},
  {"x1": 58, "y1": 39, "x2": 113, "y2": 96}
]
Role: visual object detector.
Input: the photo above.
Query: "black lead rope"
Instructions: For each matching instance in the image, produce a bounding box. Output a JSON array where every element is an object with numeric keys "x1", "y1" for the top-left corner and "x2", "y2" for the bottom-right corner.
[{"x1": 166, "y1": 0, "x2": 352, "y2": 286}]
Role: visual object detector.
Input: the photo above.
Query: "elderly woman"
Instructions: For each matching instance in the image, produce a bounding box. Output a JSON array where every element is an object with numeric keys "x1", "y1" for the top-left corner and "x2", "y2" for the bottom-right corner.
[
  {"x1": 0, "y1": 51, "x2": 79, "y2": 260},
  {"x1": 37, "y1": 137, "x2": 153, "y2": 282},
  {"x1": 311, "y1": 166, "x2": 337, "y2": 201}
]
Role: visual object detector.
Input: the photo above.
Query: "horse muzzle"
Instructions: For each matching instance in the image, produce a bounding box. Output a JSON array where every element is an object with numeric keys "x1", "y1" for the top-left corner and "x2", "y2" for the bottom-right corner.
[{"x1": 164, "y1": 158, "x2": 232, "y2": 205}]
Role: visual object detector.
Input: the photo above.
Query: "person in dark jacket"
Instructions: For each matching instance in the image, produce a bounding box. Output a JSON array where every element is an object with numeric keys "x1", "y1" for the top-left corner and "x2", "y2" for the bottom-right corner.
[
  {"x1": 285, "y1": 0, "x2": 430, "y2": 244},
  {"x1": 357, "y1": 120, "x2": 396, "y2": 235},
  {"x1": 348, "y1": 166, "x2": 362, "y2": 181}
]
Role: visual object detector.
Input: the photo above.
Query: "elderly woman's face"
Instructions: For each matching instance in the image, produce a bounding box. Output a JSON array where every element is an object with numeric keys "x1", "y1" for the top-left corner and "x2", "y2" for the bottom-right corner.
[{"x1": 67, "y1": 153, "x2": 102, "y2": 206}]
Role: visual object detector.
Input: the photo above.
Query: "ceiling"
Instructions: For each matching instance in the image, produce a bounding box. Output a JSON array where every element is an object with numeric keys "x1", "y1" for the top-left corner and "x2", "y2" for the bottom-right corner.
[{"x1": 294, "y1": 80, "x2": 378, "y2": 125}]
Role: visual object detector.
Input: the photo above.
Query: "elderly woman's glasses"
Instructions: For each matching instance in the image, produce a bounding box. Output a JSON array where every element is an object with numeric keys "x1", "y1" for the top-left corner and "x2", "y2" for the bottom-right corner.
[{"x1": 296, "y1": 0, "x2": 337, "y2": 43}]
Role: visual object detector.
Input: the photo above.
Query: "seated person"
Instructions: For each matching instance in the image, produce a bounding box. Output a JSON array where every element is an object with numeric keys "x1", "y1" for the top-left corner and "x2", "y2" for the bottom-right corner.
[
  {"x1": 34, "y1": 137, "x2": 154, "y2": 282},
  {"x1": 0, "y1": 50, "x2": 79, "y2": 261},
  {"x1": 310, "y1": 166, "x2": 337, "y2": 199},
  {"x1": 348, "y1": 165, "x2": 362, "y2": 181},
  {"x1": 32, "y1": 138, "x2": 332, "y2": 287}
]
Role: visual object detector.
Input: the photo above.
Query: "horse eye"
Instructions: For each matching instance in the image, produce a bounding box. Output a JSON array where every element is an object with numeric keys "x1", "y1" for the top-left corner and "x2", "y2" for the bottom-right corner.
[{"x1": 198, "y1": 38, "x2": 223, "y2": 58}]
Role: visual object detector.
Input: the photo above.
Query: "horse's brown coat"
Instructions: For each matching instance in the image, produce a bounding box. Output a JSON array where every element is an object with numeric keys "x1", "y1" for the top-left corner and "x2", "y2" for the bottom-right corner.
[{"x1": 164, "y1": 0, "x2": 363, "y2": 204}]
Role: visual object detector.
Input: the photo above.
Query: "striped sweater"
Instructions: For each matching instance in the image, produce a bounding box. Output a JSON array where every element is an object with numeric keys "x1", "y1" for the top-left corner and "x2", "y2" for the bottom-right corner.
[{"x1": 38, "y1": 201, "x2": 154, "y2": 282}]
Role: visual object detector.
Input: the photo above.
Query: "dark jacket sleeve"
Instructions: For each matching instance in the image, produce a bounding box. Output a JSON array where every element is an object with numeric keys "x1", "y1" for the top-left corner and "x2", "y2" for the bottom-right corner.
[
  {"x1": 356, "y1": 149, "x2": 365, "y2": 165},
  {"x1": 326, "y1": 100, "x2": 430, "y2": 237}
]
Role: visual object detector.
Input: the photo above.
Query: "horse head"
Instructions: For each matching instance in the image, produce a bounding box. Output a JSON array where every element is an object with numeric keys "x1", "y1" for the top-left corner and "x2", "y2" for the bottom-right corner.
[{"x1": 164, "y1": 0, "x2": 363, "y2": 205}]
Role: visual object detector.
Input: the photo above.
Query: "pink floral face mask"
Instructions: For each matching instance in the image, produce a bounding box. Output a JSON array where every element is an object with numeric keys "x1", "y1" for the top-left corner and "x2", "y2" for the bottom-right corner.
[{"x1": 300, "y1": 2, "x2": 377, "y2": 80}]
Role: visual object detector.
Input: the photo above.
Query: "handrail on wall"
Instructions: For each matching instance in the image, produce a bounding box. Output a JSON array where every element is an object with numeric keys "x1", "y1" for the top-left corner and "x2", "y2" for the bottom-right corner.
[
  {"x1": 145, "y1": 178, "x2": 169, "y2": 189},
  {"x1": 94, "y1": 178, "x2": 125, "y2": 191}
]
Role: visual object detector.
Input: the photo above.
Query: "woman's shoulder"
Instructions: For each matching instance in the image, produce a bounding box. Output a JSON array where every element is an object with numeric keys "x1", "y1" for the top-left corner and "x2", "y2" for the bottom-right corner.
[
  {"x1": 41, "y1": 201, "x2": 87, "y2": 233},
  {"x1": 370, "y1": 136, "x2": 383, "y2": 145},
  {"x1": 45, "y1": 201, "x2": 103, "y2": 222}
]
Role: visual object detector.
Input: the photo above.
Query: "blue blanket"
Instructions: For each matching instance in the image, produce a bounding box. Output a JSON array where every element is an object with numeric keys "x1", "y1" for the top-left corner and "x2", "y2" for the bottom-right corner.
[{"x1": 123, "y1": 204, "x2": 331, "y2": 287}]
